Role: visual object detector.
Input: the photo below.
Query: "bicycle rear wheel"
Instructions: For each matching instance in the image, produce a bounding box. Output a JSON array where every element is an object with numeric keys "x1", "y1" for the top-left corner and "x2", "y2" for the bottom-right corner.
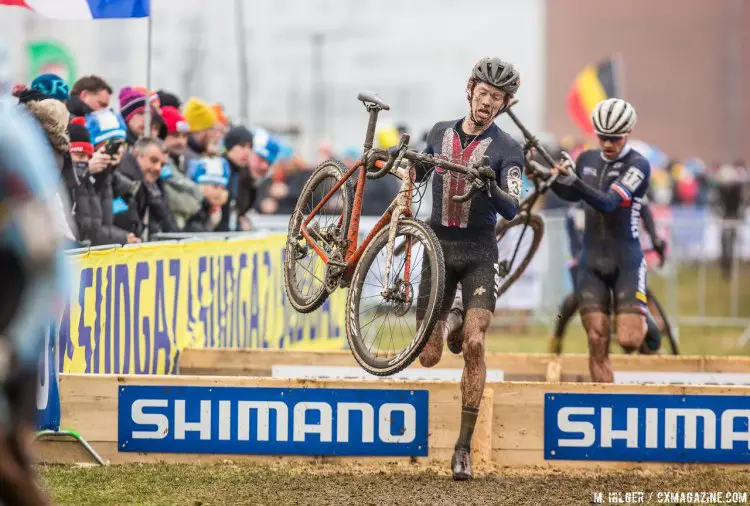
[
  {"x1": 346, "y1": 218, "x2": 445, "y2": 376},
  {"x1": 646, "y1": 287, "x2": 679, "y2": 355},
  {"x1": 284, "y1": 159, "x2": 352, "y2": 314},
  {"x1": 495, "y1": 214, "x2": 545, "y2": 298}
]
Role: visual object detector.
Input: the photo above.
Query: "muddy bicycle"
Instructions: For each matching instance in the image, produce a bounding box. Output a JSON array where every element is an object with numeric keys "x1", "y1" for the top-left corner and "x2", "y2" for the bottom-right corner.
[{"x1": 284, "y1": 92, "x2": 498, "y2": 375}]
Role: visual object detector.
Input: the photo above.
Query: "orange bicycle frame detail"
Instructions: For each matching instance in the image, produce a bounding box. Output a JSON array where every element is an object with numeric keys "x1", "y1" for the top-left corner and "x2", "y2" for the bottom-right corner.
[{"x1": 299, "y1": 158, "x2": 413, "y2": 282}]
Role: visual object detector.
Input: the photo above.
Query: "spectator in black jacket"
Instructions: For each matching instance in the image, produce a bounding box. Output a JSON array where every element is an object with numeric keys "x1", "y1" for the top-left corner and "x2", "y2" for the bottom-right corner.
[
  {"x1": 84, "y1": 109, "x2": 141, "y2": 245},
  {"x1": 115, "y1": 137, "x2": 177, "y2": 240},
  {"x1": 217, "y1": 125, "x2": 255, "y2": 231},
  {"x1": 68, "y1": 116, "x2": 136, "y2": 246},
  {"x1": 68, "y1": 75, "x2": 112, "y2": 118}
]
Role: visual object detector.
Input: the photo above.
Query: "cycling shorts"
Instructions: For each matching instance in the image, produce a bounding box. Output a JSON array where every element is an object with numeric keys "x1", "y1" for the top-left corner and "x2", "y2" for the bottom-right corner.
[
  {"x1": 417, "y1": 225, "x2": 499, "y2": 320},
  {"x1": 576, "y1": 255, "x2": 648, "y2": 316}
]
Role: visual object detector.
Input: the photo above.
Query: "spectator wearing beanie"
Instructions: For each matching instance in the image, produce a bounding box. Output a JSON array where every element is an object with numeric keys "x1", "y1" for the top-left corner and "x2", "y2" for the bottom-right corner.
[
  {"x1": 85, "y1": 109, "x2": 141, "y2": 245},
  {"x1": 183, "y1": 97, "x2": 217, "y2": 162},
  {"x1": 68, "y1": 117, "x2": 129, "y2": 246},
  {"x1": 68, "y1": 75, "x2": 112, "y2": 117},
  {"x1": 31, "y1": 73, "x2": 70, "y2": 102},
  {"x1": 184, "y1": 158, "x2": 232, "y2": 232},
  {"x1": 216, "y1": 125, "x2": 255, "y2": 232},
  {"x1": 23, "y1": 98, "x2": 78, "y2": 241},
  {"x1": 161, "y1": 106, "x2": 191, "y2": 172},
  {"x1": 119, "y1": 86, "x2": 165, "y2": 145},
  {"x1": 157, "y1": 89, "x2": 182, "y2": 110},
  {"x1": 159, "y1": 106, "x2": 203, "y2": 229}
]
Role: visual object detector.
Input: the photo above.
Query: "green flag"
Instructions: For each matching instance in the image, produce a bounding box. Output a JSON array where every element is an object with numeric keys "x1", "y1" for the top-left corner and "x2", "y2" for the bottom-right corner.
[{"x1": 27, "y1": 40, "x2": 76, "y2": 84}]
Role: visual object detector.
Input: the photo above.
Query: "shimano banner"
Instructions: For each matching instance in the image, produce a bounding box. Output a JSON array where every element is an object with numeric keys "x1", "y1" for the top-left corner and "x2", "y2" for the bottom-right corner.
[
  {"x1": 118, "y1": 386, "x2": 429, "y2": 456},
  {"x1": 544, "y1": 393, "x2": 750, "y2": 463}
]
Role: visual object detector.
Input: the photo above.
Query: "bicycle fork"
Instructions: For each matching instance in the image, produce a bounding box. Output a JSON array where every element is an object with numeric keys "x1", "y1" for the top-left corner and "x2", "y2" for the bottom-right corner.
[{"x1": 382, "y1": 165, "x2": 413, "y2": 302}]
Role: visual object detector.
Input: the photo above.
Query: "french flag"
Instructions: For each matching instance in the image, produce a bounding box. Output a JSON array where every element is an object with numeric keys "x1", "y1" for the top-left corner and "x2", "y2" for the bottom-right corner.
[{"x1": 0, "y1": 0, "x2": 149, "y2": 19}]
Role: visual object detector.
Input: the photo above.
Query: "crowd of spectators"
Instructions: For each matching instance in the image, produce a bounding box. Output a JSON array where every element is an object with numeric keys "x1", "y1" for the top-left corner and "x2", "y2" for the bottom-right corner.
[{"x1": 10, "y1": 72, "x2": 747, "y2": 250}]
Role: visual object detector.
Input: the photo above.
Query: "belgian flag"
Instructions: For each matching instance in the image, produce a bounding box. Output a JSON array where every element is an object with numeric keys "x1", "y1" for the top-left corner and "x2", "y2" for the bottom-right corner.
[{"x1": 567, "y1": 58, "x2": 622, "y2": 136}]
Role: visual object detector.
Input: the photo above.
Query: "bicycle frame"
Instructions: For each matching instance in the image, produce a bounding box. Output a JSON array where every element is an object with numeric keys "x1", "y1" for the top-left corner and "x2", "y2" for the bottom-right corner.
[{"x1": 299, "y1": 156, "x2": 415, "y2": 285}]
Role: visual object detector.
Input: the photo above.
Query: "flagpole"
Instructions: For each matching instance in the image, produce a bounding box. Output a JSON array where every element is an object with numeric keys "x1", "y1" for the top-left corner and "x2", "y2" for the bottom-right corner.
[
  {"x1": 614, "y1": 52, "x2": 626, "y2": 99},
  {"x1": 143, "y1": 12, "x2": 153, "y2": 139}
]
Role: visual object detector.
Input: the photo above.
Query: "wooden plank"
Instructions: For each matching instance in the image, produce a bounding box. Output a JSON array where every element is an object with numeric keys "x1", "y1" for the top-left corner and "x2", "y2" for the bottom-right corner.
[
  {"x1": 489, "y1": 382, "x2": 750, "y2": 462},
  {"x1": 35, "y1": 440, "x2": 459, "y2": 466},
  {"x1": 179, "y1": 349, "x2": 750, "y2": 382},
  {"x1": 50, "y1": 374, "x2": 750, "y2": 469}
]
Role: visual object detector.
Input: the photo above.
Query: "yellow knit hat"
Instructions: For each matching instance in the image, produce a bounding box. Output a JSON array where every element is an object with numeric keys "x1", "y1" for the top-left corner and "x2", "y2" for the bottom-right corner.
[{"x1": 184, "y1": 97, "x2": 217, "y2": 132}]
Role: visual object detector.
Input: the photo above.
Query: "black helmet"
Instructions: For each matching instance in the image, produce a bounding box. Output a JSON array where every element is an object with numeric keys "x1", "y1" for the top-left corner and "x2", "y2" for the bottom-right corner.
[{"x1": 470, "y1": 57, "x2": 520, "y2": 95}]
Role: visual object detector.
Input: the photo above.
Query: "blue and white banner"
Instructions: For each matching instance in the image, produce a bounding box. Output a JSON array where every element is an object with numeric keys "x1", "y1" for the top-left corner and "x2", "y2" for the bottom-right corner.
[
  {"x1": 545, "y1": 393, "x2": 750, "y2": 463},
  {"x1": 36, "y1": 323, "x2": 61, "y2": 431},
  {"x1": 118, "y1": 386, "x2": 429, "y2": 456}
]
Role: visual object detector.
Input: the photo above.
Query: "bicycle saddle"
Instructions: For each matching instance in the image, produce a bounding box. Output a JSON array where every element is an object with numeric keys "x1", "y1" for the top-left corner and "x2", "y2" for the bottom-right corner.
[{"x1": 357, "y1": 91, "x2": 390, "y2": 111}]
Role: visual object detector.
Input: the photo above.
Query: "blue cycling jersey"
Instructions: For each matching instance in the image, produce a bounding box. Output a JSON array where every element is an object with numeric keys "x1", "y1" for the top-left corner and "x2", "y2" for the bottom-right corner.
[
  {"x1": 565, "y1": 198, "x2": 659, "y2": 261},
  {"x1": 553, "y1": 145, "x2": 651, "y2": 263},
  {"x1": 0, "y1": 99, "x2": 69, "y2": 367},
  {"x1": 418, "y1": 118, "x2": 524, "y2": 235}
]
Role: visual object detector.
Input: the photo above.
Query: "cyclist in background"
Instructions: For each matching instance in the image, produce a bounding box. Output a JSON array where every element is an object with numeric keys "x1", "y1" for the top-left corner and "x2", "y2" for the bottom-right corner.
[
  {"x1": 548, "y1": 98, "x2": 651, "y2": 383},
  {"x1": 414, "y1": 57, "x2": 523, "y2": 480},
  {"x1": 548, "y1": 200, "x2": 667, "y2": 355},
  {"x1": 0, "y1": 81, "x2": 69, "y2": 504}
]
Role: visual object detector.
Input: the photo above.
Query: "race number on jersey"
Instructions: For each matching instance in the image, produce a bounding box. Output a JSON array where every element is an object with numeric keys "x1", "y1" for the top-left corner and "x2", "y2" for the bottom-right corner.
[
  {"x1": 507, "y1": 166, "x2": 522, "y2": 199},
  {"x1": 621, "y1": 166, "x2": 645, "y2": 192}
]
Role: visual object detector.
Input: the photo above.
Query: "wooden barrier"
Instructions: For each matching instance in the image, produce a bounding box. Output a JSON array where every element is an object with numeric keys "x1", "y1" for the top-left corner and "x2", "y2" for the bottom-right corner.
[
  {"x1": 36, "y1": 374, "x2": 750, "y2": 470},
  {"x1": 36, "y1": 374, "x2": 493, "y2": 468},
  {"x1": 179, "y1": 348, "x2": 750, "y2": 382}
]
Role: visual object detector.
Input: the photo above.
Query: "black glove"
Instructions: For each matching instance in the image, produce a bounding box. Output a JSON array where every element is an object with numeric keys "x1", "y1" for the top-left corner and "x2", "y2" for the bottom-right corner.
[{"x1": 653, "y1": 237, "x2": 667, "y2": 266}]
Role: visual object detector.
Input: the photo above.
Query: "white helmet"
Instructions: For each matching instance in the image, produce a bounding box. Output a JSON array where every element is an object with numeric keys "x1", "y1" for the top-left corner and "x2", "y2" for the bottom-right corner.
[{"x1": 592, "y1": 98, "x2": 637, "y2": 136}]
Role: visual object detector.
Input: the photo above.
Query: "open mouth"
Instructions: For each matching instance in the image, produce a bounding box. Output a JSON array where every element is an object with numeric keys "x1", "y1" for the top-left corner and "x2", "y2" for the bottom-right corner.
[{"x1": 477, "y1": 109, "x2": 491, "y2": 119}]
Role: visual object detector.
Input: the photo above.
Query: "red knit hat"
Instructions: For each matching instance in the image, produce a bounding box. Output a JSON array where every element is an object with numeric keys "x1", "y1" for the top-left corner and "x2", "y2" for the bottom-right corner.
[
  {"x1": 68, "y1": 117, "x2": 93, "y2": 157},
  {"x1": 160, "y1": 106, "x2": 190, "y2": 135}
]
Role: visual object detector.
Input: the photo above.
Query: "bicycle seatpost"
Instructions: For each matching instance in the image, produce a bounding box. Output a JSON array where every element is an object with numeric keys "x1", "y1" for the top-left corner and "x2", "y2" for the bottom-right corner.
[{"x1": 363, "y1": 107, "x2": 381, "y2": 151}]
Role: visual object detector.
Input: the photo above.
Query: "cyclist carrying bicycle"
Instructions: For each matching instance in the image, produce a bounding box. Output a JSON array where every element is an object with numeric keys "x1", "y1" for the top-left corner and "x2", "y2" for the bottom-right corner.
[
  {"x1": 414, "y1": 57, "x2": 523, "y2": 480},
  {"x1": 0, "y1": 95, "x2": 70, "y2": 504},
  {"x1": 548, "y1": 199, "x2": 667, "y2": 355},
  {"x1": 549, "y1": 98, "x2": 651, "y2": 383}
]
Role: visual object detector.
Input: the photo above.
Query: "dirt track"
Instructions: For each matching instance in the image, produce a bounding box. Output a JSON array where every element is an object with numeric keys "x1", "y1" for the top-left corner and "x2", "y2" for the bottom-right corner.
[{"x1": 40, "y1": 462, "x2": 750, "y2": 506}]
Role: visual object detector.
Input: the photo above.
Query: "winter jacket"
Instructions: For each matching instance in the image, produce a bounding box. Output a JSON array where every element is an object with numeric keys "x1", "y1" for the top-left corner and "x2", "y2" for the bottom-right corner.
[
  {"x1": 161, "y1": 163, "x2": 203, "y2": 229},
  {"x1": 215, "y1": 156, "x2": 257, "y2": 232},
  {"x1": 114, "y1": 152, "x2": 178, "y2": 239},
  {"x1": 72, "y1": 161, "x2": 135, "y2": 246},
  {"x1": 184, "y1": 200, "x2": 223, "y2": 233}
]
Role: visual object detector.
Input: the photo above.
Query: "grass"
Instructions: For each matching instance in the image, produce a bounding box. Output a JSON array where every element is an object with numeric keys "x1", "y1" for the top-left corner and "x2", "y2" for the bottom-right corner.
[
  {"x1": 648, "y1": 261, "x2": 750, "y2": 318},
  {"x1": 38, "y1": 462, "x2": 750, "y2": 506}
]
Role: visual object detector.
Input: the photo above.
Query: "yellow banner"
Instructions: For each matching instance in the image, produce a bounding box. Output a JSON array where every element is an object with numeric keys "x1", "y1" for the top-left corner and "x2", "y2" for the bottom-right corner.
[{"x1": 58, "y1": 235, "x2": 346, "y2": 374}]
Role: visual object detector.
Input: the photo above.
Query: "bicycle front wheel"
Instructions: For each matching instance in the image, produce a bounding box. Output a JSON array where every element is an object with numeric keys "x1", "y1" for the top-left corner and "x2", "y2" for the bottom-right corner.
[
  {"x1": 284, "y1": 159, "x2": 352, "y2": 314},
  {"x1": 346, "y1": 218, "x2": 445, "y2": 376},
  {"x1": 646, "y1": 288, "x2": 679, "y2": 355},
  {"x1": 495, "y1": 214, "x2": 544, "y2": 298}
]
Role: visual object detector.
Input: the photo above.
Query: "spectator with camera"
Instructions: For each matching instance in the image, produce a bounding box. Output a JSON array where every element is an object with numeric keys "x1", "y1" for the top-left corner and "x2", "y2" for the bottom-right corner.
[{"x1": 84, "y1": 108, "x2": 141, "y2": 245}]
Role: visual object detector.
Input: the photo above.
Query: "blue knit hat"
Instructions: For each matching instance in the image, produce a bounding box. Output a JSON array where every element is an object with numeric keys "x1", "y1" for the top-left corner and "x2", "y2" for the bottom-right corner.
[
  {"x1": 190, "y1": 157, "x2": 230, "y2": 188},
  {"x1": 30, "y1": 73, "x2": 69, "y2": 101},
  {"x1": 85, "y1": 109, "x2": 127, "y2": 147},
  {"x1": 252, "y1": 128, "x2": 281, "y2": 165}
]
